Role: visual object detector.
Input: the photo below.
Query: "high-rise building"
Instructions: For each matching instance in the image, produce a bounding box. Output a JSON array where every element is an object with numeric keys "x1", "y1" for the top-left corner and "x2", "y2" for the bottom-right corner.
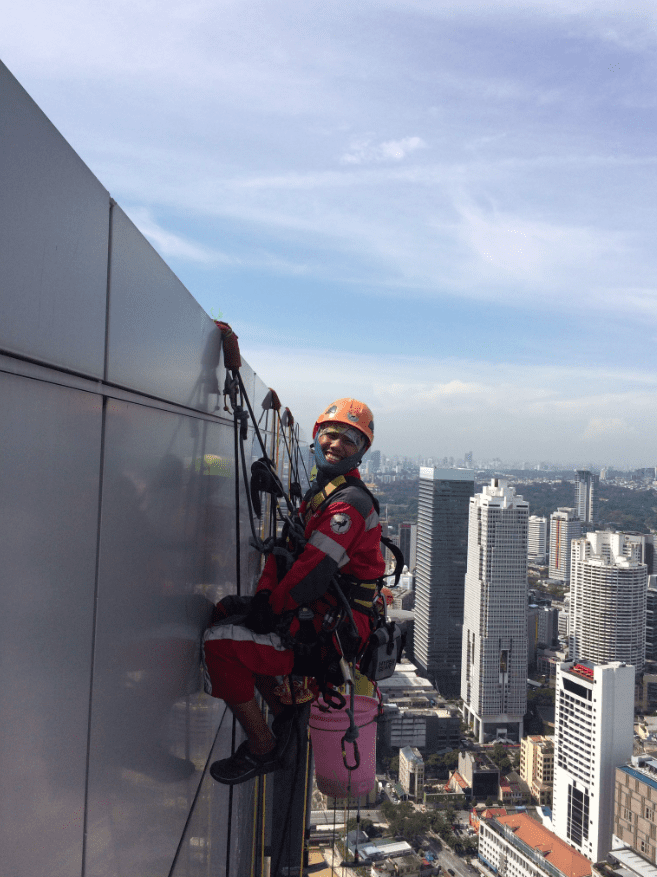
[
  {"x1": 399, "y1": 522, "x2": 418, "y2": 573},
  {"x1": 368, "y1": 449, "x2": 381, "y2": 472},
  {"x1": 549, "y1": 508, "x2": 582, "y2": 584},
  {"x1": 558, "y1": 595, "x2": 570, "y2": 639},
  {"x1": 553, "y1": 660, "x2": 634, "y2": 862},
  {"x1": 461, "y1": 478, "x2": 529, "y2": 743},
  {"x1": 624, "y1": 533, "x2": 655, "y2": 575},
  {"x1": 647, "y1": 576, "x2": 657, "y2": 664},
  {"x1": 570, "y1": 532, "x2": 648, "y2": 674},
  {"x1": 574, "y1": 470, "x2": 599, "y2": 524},
  {"x1": 399, "y1": 746, "x2": 424, "y2": 800},
  {"x1": 528, "y1": 605, "x2": 560, "y2": 665},
  {"x1": 520, "y1": 735, "x2": 554, "y2": 806},
  {"x1": 528, "y1": 515, "x2": 548, "y2": 565},
  {"x1": 414, "y1": 467, "x2": 475, "y2": 696}
]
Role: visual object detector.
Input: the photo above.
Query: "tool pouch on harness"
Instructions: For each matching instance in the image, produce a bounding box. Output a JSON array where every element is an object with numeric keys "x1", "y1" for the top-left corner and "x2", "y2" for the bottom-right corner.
[{"x1": 359, "y1": 619, "x2": 402, "y2": 681}]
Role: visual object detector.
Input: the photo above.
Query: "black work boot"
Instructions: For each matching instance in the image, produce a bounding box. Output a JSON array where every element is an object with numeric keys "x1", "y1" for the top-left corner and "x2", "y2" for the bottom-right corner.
[{"x1": 210, "y1": 741, "x2": 279, "y2": 785}]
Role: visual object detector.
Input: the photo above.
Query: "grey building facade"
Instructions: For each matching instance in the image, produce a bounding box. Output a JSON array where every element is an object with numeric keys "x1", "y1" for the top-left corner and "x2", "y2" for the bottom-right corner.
[
  {"x1": 575, "y1": 470, "x2": 599, "y2": 524},
  {"x1": 0, "y1": 61, "x2": 309, "y2": 877},
  {"x1": 413, "y1": 467, "x2": 475, "y2": 697}
]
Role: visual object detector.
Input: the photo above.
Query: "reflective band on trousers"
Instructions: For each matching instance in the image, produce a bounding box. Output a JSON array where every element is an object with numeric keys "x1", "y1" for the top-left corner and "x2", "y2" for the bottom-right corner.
[
  {"x1": 308, "y1": 530, "x2": 350, "y2": 567},
  {"x1": 202, "y1": 622, "x2": 288, "y2": 652}
]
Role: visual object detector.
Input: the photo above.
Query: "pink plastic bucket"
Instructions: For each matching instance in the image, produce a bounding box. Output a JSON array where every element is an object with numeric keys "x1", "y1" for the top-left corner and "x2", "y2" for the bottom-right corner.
[{"x1": 309, "y1": 695, "x2": 378, "y2": 798}]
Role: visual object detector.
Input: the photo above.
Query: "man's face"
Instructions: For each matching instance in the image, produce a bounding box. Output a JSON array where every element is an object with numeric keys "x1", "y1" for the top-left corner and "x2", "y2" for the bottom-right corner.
[{"x1": 318, "y1": 428, "x2": 360, "y2": 464}]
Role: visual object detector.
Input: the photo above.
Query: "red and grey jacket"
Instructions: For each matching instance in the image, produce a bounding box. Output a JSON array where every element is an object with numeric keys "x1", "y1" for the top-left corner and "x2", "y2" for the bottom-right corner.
[{"x1": 257, "y1": 469, "x2": 385, "y2": 627}]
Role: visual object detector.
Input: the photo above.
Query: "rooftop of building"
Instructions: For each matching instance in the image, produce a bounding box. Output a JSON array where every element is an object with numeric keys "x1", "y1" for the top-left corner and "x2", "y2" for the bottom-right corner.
[
  {"x1": 479, "y1": 807, "x2": 508, "y2": 819},
  {"x1": 377, "y1": 660, "x2": 439, "y2": 690},
  {"x1": 348, "y1": 837, "x2": 415, "y2": 860},
  {"x1": 604, "y1": 847, "x2": 657, "y2": 877},
  {"x1": 476, "y1": 477, "x2": 528, "y2": 508},
  {"x1": 384, "y1": 705, "x2": 457, "y2": 719},
  {"x1": 562, "y1": 660, "x2": 631, "y2": 681},
  {"x1": 462, "y1": 751, "x2": 500, "y2": 772},
  {"x1": 491, "y1": 813, "x2": 591, "y2": 877},
  {"x1": 401, "y1": 746, "x2": 424, "y2": 764},
  {"x1": 525, "y1": 735, "x2": 554, "y2": 749},
  {"x1": 419, "y1": 466, "x2": 475, "y2": 482},
  {"x1": 447, "y1": 771, "x2": 469, "y2": 791},
  {"x1": 618, "y1": 760, "x2": 657, "y2": 793},
  {"x1": 564, "y1": 661, "x2": 595, "y2": 681}
]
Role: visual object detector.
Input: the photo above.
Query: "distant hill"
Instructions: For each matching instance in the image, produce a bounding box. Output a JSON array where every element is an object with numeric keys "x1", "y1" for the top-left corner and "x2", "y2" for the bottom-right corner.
[
  {"x1": 375, "y1": 476, "x2": 657, "y2": 534},
  {"x1": 516, "y1": 481, "x2": 657, "y2": 533}
]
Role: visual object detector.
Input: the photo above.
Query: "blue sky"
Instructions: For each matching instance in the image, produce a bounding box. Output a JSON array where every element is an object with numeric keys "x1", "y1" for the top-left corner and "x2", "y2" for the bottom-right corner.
[{"x1": 4, "y1": 0, "x2": 657, "y2": 466}]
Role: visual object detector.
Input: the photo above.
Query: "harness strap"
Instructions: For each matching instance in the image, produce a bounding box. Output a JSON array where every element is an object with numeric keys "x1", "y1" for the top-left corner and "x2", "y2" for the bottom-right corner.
[
  {"x1": 302, "y1": 475, "x2": 347, "y2": 524},
  {"x1": 339, "y1": 578, "x2": 379, "y2": 612}
]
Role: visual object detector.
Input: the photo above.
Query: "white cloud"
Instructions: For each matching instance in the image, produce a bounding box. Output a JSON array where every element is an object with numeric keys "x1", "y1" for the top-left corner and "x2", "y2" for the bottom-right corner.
[
  {"x1": 238, "y1": 341, "x2": 657, "y2": 465},
  {"x1": 125, "y1": 207, "x2": 230, "y2": 265},
  {"x1": 582, "y1": 417, "x2": 634, "y2": 441},
  {"x1": 456, "y1": 200, "x2": 621, "y2": 285},
  {"x1": 340, "y1": 136, "x2": 428, "y2": 165}
]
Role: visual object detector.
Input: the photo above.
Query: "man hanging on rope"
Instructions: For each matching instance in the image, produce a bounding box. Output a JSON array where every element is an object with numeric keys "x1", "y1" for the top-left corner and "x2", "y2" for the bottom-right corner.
[{"x1": 203, "y1": 398, "x2": 385, "y2": 785}]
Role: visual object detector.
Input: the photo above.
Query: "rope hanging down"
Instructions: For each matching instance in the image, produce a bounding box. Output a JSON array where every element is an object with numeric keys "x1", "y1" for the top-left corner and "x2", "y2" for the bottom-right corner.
[
  {"x1": 215, "y1": 322, "x2": 304, "y2": 559},
  {"x1": 215, "y1": 321, "x2": 314, "y2": 876}
]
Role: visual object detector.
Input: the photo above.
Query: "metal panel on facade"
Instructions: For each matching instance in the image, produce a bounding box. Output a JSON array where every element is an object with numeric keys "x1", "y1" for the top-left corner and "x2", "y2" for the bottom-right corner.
[
  {"x1": 107, "y1": 205, "x2": 221, "y2": 410},
  {"x1": 2, "y1": 62, "x2": 310, "y2": 877},
  {"x1": 85, "y1": 399, "x2": 233, "y2": 877},
  {"x1": 0, "y1": 373, "x2": 101, "y2": 877},
  {"x1": 169, "y1": 711, "x2": 260, "y2": 877},
  {"x1": 0, "y1": 62, "x2": 109, "y2": 377}
]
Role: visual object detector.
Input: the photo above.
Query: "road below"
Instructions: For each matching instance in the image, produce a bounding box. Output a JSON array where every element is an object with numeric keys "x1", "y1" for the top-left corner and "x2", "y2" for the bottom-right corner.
[{"x1": 428, "y1": 838, "x2": 475, "y2": 877}]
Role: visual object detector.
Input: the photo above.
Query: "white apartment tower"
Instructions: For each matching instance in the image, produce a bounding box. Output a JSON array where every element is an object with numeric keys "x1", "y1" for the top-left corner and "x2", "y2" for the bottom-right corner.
[
  {"x1": 570, "y1": 532, "x2": 648, "y2": 674},
  {"x1": 528, "y1": 515, "x2": 548, "y2": 565},
  {"x1": 553, "y1": 660, "x2": 634, "y2": 862},
  {"x1": 415, "y1": 467, "x2": 475, "y2": 696},
  {"x1": 549, "y1": 508, "x2": 583, "y2": 584},
  {"x1": 461, "y1": 478, "x2": 528, "y2": 743},
  {"x1": 574, "y1": 470, "x2": 599, "y2": 524}
]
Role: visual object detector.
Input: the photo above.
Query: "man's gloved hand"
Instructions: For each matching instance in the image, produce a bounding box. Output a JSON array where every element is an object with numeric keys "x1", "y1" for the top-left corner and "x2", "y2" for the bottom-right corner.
[
  {"x1": 243, "y1": 589, "x2": 277, "y2": 634},
  {"x1": 211, "y1": 594, "x2": 252, "y2": 625}
]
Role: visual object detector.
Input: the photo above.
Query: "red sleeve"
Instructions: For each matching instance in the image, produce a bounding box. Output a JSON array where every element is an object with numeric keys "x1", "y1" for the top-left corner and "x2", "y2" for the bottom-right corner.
[
  {"x1": 268, "y1": 499, "x2": 367, "y2": 615},
  {"x1": 256, "y1": 553, "x2": 279, "y2": 594}
]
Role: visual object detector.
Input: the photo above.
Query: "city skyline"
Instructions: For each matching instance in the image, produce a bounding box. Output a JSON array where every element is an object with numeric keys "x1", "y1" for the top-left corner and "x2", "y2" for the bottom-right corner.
[
  {"x1": 3, "y1": 3, "x2": 657, "y2": 467},
  {"x1": 368, "y1": 453, "x2": 657, "y2": 473}
]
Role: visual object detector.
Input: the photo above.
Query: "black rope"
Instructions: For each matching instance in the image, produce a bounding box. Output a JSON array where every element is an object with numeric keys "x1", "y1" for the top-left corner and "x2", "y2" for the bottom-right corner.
[
  {"x1": 233, "y1": 400, "x2": 242, "y2": 596},
  {"x1": 225, "y1": 714, "x2": 238, "y2": 877},
  {"x1": 235, "y1": 370, "x2": 272, "y2": 461},
  {"x1": 275, "y1": 407, "x2": 296, "y2": 477},
  {"x1": 331, "y1": 803, "x2": 337, "y2": 877},
  {"x1": 271, "y1": 688, "x2": 308, "y2": 877},
  {"x1": 295, "y1": 424, "x2": 310, "y2": 482}
]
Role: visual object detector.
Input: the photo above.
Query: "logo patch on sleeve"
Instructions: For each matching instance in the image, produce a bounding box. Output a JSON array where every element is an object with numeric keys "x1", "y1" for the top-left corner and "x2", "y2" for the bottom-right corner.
[{"x1": 330, "y1": 513, "x2": 352, "y2": 534}]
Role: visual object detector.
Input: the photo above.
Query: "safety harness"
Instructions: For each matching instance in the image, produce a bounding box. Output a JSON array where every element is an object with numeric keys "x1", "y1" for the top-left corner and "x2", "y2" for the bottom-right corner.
[{"x1": 262, "y1": 472, "x2": 404, "y2": 699}]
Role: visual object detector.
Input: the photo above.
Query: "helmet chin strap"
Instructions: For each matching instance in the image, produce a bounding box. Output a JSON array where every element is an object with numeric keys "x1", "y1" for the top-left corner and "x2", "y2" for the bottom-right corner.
[{"x1": 313, "y1": 440, "x2": 364, "y2": 479}]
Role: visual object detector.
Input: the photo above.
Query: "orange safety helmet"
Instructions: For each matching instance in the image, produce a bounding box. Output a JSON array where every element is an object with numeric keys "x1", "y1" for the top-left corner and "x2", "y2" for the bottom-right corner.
[{"x1": 313, "y1": 398, "x2": 374, "y2": 449}]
